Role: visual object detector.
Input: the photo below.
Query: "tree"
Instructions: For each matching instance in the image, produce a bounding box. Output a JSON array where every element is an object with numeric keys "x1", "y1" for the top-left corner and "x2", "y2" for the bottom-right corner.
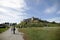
[
  {"x1": 51, "y1": 21, "x2": 56, "y2": 24},
  {"x1": 12, "y1": 23, "x2": 17, "y2": 26}
]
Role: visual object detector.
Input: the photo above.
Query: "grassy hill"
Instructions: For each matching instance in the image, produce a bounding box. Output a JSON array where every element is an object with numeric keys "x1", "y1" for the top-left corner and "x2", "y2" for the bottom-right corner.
[
  {"x1": 19, "y1": 27, "x2": 60, "y2": 40},
  {"x1": 17, "y1": 17, "x2": 60, "y2": 28}
]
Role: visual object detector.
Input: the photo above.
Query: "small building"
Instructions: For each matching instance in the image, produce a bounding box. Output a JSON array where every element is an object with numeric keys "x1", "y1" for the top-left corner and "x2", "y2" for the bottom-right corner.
[{"x1": 0, "y1": 24, "x2": 5, "y2": 28}]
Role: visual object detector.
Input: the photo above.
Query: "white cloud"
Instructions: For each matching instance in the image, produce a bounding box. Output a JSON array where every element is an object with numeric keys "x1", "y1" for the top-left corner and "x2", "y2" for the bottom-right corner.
[
  {"x1": 0, "y1": 0, "x2": 25, "y2": 9},
  {"x1": 57, "y1": 11, "x2": 60, "y2": 14},
  {"x1": 0, "y1": 0, "x2": 28, "y2": 24},
  {"x1": 47, "y1": 17, "x2": 60, "y2": 23},
  {"x1": 35, "y1": 0, "x2": 41, "y2": 5},
  {"x1": 0, "y1": 7, "x2": 7, "y2": 12},
  {"x1": 44, "y1": 4, "x2": 58, "y2": 14}
]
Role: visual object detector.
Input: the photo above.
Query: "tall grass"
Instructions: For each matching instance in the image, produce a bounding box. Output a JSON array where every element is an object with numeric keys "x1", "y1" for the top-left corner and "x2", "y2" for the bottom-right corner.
[
  {"x1": 19, "y1": 27, "x2": 60, "y2": 40},
  {"x1": 0, "y1": 28, "x2": 9, "y2": 33}
]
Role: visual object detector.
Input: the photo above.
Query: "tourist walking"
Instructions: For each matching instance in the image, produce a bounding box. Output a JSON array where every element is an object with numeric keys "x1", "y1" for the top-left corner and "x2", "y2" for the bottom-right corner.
[{"x1": 11, "y1": 26, "x2": 16, "y2": 34}]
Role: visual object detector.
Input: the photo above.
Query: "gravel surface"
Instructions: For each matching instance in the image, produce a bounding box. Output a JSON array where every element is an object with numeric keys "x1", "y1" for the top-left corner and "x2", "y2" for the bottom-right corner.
[{"x1": 0, "y1": 28, "x2": 24, "y2": 40}]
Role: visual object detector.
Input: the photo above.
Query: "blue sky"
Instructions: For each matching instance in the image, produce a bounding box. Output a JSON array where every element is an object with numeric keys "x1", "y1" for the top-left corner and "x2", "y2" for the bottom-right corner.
[{"x1": 0, "y1": 0, "x2": 60, "y2": 23}]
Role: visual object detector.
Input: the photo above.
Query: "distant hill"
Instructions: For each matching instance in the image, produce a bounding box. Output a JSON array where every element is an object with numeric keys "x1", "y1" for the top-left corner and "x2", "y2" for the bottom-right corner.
[{"x1": 17, "y1": 17, "x2": 60, "y2": 28}]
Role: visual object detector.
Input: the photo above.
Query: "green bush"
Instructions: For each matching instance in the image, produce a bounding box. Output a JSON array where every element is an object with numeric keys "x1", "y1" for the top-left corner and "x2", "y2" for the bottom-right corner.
[{"x1": 0, "y1": 28, "x2": 9, "y2": 33}]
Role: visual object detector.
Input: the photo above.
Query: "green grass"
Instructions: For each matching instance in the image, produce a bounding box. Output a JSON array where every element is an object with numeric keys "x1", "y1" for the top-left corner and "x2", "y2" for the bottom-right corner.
[
  {"x1": 19, "y1": 27, "x2": 60, "y2": 40},
  {"x1": 0, "y1": 28, "x2": 9, "y2": 33}
]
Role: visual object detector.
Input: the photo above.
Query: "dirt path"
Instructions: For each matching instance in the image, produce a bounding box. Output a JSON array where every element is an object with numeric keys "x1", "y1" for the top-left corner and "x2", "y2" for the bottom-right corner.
[{"x1": 0, "y1": 28, "x2": 24, "y2": 40}]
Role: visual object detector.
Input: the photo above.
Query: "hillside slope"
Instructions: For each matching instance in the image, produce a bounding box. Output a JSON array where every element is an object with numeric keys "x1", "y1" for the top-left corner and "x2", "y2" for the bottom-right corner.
[{"x1": 17, "y1": 17, "x2": 60, "y2": 28}]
